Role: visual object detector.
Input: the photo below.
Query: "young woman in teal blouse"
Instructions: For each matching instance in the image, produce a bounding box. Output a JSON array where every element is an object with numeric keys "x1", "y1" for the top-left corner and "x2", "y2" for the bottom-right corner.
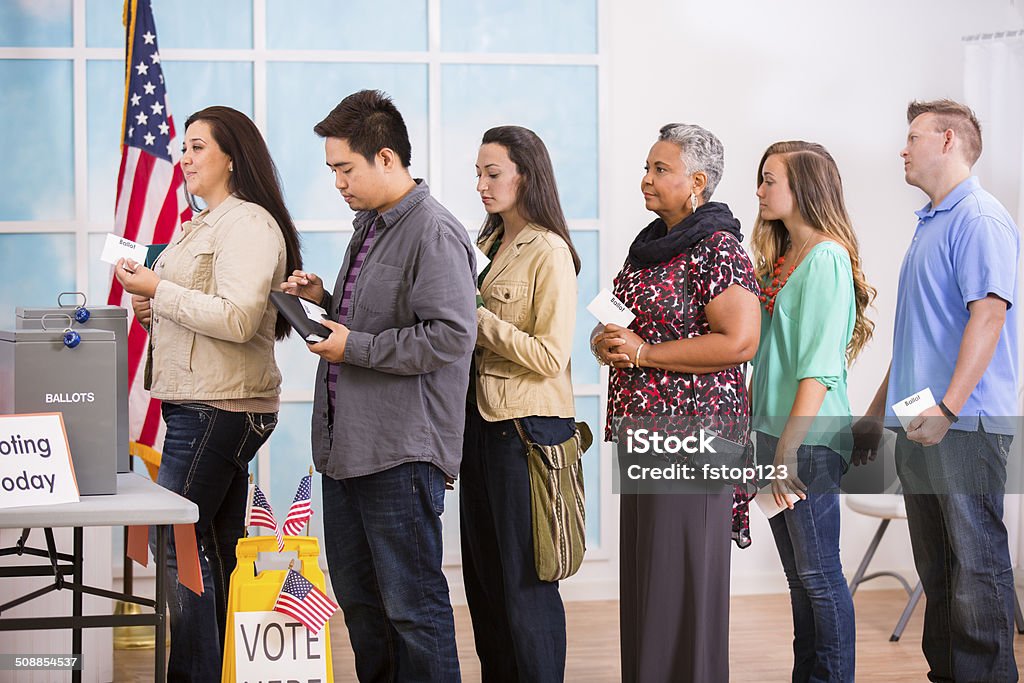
[{"x1": 751, "y1": 141, "x2": 875, "y2": 683}]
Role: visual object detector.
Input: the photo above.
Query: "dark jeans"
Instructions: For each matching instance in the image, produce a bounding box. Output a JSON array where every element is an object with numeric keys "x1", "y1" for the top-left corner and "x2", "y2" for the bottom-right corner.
[
  {"x1": 460, "y1": 408, "x2": 570, "y2": 682},
  {"x1": 758, "y1": 434, "x2": 855, "y2": 683},
  {"x1": 895, "y1": 427, "x2": 1018, "y2": 683},
  {"x1": 154, "y1": 402, "x2": 277, "y2": 683},
  {"x1": 322, "y1": 462, "x2": 460, "y2": 682}
]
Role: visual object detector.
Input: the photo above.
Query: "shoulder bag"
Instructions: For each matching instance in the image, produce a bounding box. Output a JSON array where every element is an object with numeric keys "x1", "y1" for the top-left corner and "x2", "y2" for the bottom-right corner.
[{"x1": 512, "y1": 419, "x2": 593, "y2": 582}]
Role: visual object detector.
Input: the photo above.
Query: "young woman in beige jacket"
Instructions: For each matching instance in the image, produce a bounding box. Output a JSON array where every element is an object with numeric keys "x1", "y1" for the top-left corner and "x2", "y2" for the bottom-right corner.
[{"x1": 461, "y1": 125, "x2": 582, "y2": 683}]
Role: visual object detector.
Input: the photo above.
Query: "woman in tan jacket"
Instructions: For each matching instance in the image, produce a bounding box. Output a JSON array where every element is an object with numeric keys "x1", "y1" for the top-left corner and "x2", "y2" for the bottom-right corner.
[
  {"x1": 113, "y1": 106, "x2": 301, "y2": 682},
  {"x1": 462, "y1": 125, "x2": 581, "y2": 682}
]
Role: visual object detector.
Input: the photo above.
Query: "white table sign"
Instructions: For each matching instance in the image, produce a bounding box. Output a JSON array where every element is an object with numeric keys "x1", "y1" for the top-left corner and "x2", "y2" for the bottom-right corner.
[
  {"x1": 0, "y1": 413, "x2": 79, "y2": 509},
  {"x1": 234, "y1": 610, "x2": 328, "y2": 683}
]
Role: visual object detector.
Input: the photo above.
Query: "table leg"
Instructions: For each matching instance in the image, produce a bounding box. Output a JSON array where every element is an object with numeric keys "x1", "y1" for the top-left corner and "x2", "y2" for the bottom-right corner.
[
  {"x1": 155, "y1": 525, "x2": 167, "y2": 682},
  {"x1": 123, "y1": 527, "x2": 133, "y2": 594},
  {"x1": 72, "y1": 526, "x2": 83, "y2": 683}
]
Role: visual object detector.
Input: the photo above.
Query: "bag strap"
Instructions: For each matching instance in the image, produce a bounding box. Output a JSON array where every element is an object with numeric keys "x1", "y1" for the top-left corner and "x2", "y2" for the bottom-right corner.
[{"x1": 512, "y1": 418, "x2": 533, "y2": 448}]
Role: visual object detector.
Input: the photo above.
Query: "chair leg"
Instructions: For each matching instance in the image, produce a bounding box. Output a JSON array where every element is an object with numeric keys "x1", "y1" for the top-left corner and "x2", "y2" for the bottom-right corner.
[
  {"x1": 849, "y1": 518, "x2": 890, "y2": 596},
  {"x1": 891, "y1": 581, "x2": 924, "y2": 642}
]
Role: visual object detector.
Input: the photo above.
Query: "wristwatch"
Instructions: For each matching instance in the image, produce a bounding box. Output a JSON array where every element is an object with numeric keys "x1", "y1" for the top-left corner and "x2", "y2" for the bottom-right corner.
[{"x1": 938, "y1": 400, "x2": 959, "y2": 423}]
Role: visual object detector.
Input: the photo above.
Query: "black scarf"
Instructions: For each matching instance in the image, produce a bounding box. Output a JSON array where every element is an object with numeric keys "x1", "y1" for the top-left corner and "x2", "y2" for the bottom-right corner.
[{"x1": 627, "y1": 201, "x2": 743, "y2": 268}]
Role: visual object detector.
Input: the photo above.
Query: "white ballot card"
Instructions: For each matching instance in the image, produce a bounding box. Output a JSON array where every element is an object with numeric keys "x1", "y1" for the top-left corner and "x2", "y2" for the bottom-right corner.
[
  {"x1": 755, "y1": 489, "x2": 801, "y2": 518},
  {"x1": 100, "y1": 233, "x2": 148, "y2": 266},
  {"x1": 891, "y1": 387, "x2": 937, "y2": 430},
  {"x1": 587, "y1": 288, "x2": 636, "y2": 328},
  {"x1": 298, "y1": 297, "x2": 329, "y2": 325}
]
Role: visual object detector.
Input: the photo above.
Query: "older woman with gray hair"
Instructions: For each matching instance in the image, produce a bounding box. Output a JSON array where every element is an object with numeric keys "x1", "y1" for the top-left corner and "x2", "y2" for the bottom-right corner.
[{"x1": 592, "y1": 123, "x2": 760, "y2": 682}]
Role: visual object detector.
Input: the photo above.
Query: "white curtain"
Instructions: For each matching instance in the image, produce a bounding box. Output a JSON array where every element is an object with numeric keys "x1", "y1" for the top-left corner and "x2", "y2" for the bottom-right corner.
[{"x1": 964, "y1": 33, "x2": 1024, "y2": 567}]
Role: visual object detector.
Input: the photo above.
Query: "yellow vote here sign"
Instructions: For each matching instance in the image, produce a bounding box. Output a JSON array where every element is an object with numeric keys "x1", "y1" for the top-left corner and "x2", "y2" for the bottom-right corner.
[
  {"x1": 0, "y1": 413, "x2": 79, "y2": 508},
  {"x1": 233, "y1": 610, "x2": 329, "y2": 682}
]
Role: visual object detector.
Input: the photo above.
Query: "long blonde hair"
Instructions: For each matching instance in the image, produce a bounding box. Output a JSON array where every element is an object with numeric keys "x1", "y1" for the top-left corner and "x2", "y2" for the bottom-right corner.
[{"x1": 751, "y1": 141, "x2": 876, "y2": 363}]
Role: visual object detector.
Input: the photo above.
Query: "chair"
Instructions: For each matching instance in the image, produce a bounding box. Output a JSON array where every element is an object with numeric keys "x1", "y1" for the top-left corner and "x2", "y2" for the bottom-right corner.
[
  {"x1": 846, "y1": 493, "x2": 1024, "y2": 641},
  {"x1": 846, "y1": 494, "x2": 919, "y2": 641}
]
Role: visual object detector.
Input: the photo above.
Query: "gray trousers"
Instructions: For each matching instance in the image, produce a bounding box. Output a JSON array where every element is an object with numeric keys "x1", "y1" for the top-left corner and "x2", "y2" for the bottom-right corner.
[{"x1": 619, "y1": 450, "x2": 733, "y2": 683}]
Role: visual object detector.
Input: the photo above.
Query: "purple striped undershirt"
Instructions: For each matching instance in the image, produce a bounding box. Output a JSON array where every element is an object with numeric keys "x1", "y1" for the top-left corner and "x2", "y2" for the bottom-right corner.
[{"x1": 328, "y1": 216, "x2": 380, "y2": 414}]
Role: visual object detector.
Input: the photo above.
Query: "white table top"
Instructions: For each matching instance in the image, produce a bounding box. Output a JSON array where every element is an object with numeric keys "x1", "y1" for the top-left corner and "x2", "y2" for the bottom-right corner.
[{"x1": 0, "y1": 472, "x2": 198, "y2": 528}]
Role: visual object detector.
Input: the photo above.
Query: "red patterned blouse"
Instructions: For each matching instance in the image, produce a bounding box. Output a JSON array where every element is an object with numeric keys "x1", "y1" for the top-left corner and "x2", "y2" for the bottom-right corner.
[{"x1": 604, "y1": 231, "x2": 760, "y2": 548}]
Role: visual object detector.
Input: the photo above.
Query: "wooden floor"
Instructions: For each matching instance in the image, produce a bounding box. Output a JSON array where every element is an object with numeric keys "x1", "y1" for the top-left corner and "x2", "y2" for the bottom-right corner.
[{"x1": 114, "y1": 589, "x2": 1024, "y2": 681}]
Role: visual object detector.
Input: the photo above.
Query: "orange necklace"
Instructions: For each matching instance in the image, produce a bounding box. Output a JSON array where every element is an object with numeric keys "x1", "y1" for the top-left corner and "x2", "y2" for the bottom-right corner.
[{"x1": 759, "y1": 235, "x2": 812, "y2": 315}]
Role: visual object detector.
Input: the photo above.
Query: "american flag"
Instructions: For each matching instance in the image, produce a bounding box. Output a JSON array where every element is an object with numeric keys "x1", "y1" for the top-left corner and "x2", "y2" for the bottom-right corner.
[
  {"x1": 246, "y1": 483, "x2": 283, "y2": 552},
  {"x1": 109, "y1": 0, "x2": 191, "y2": 450},
  {"x1": 274, "y1": 568, "x2": 338, "y2": 635},
  {"x1": 282, "y1": 475, "x2": 313, "y2": 536}
]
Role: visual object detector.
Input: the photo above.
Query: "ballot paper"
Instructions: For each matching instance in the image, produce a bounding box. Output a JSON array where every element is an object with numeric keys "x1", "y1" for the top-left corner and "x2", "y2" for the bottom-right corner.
[
  {"x1": 100, "y1": 233, "x2": 149, "y2": 266},
  {"x1": 755, "y1": 489, "x2": 802, "y2": 518},
  {"x1": 298, "y1": 297, "x2": 329, "y2": 325},
  {"x1": 891, "y1": 387, "x2": 937, "y2": 431},
  {"x1": 587, "y1": 288, "x2": 636, "y2": 328}
]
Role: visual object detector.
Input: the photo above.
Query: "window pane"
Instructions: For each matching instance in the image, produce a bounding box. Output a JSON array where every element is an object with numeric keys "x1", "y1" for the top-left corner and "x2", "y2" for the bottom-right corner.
[
  {"x1": 87, "y1": 60, "x2": 124, "y2": 223},
  {"x1": 0, "y1": 60, "x2": 74, "y2": 221},
  {"x1": 275, "y1": 232, "x2": 354, "y2": 394},
  {"x1": 160, "y1": 61, "x2": 254, "y2": 123},
  {"x1": 0, "y1": 0, "x2": 72, "y2": 47},
  {"x1": 571, "y1": 230, "x2": 600, "y2": 385},
  {"x1": 575, "y1": 395, "x2": 602, "y2": 548},
  {"x1": 441, "y1": 64, "x2": 597, "y2": 222},
  {"x1": 0, "y1": 234, "x2": 76, "y2": 329},
  {"x1": 87, "y1": 0, "x2": 252, "y2": 49},
  {"x1": 267, "y1": 63, "x2": 428, "y2": 221},
  {"x1": 266, "y1": 0, "x2": 426, "y2": 51},
  {"x1": 442, "y1": 0, "x2": 596, "y2": 54}
]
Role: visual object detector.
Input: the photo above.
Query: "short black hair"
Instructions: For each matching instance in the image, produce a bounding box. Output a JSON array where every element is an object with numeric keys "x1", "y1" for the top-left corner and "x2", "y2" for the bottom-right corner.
[{"x1": 313, "y1": 89, "x2": 412, "y2": 167}]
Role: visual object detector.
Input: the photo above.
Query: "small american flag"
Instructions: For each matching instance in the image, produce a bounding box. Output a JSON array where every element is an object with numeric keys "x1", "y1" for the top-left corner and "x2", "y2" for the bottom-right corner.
[
  {"x1": 282, "y1": 474, "x2": 313, "y2": 536},
  {"x1": 274, "y1": 568, "x2": 338, "y2": 635},
  {"x1": 246, "y1": 482, "x2": 283, "y2": 552}
]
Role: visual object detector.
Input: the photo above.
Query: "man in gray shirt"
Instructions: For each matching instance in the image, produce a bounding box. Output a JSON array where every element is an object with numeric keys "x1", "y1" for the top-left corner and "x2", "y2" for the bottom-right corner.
[{"x1": 283, "y1": 89, "x2": 476, "y2": 681}]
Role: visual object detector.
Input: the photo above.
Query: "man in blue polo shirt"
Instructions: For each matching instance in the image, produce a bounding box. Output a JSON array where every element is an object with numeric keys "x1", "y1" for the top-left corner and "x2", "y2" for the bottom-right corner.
[{"x1": 855, "y1": 99, "x2": 1020, "y2": 682}]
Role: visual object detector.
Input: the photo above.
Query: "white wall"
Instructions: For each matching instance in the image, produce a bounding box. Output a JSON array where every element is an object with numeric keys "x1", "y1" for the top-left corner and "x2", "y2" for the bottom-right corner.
[{"x1": 602, "y1": 0, "x2": 1024, "y2": 595}]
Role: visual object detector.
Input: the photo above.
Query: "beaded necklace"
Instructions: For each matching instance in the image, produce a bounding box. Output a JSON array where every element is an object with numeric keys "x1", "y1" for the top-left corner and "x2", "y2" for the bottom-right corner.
[{"x1": 759, "y1": 235, "x2": 812, "y2": 315}]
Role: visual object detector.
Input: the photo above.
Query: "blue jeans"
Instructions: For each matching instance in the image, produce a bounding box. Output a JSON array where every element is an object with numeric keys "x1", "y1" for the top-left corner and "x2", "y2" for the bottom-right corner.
[
  {"x1": 154, "y1": 402, "x2": 277, "y2": 683},
  {"x1": 321, "y1": 462, "x2": 460, "y2": 682},
  {"x1": 758, "y1": 434, "x2": 855, "y2": 683},
  {"x1": 895, "y1": 427, "x2": 1017, "y2": 683},
  {"x1": 460, "y1": 408, "x2": 570, "y2": 682}
]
